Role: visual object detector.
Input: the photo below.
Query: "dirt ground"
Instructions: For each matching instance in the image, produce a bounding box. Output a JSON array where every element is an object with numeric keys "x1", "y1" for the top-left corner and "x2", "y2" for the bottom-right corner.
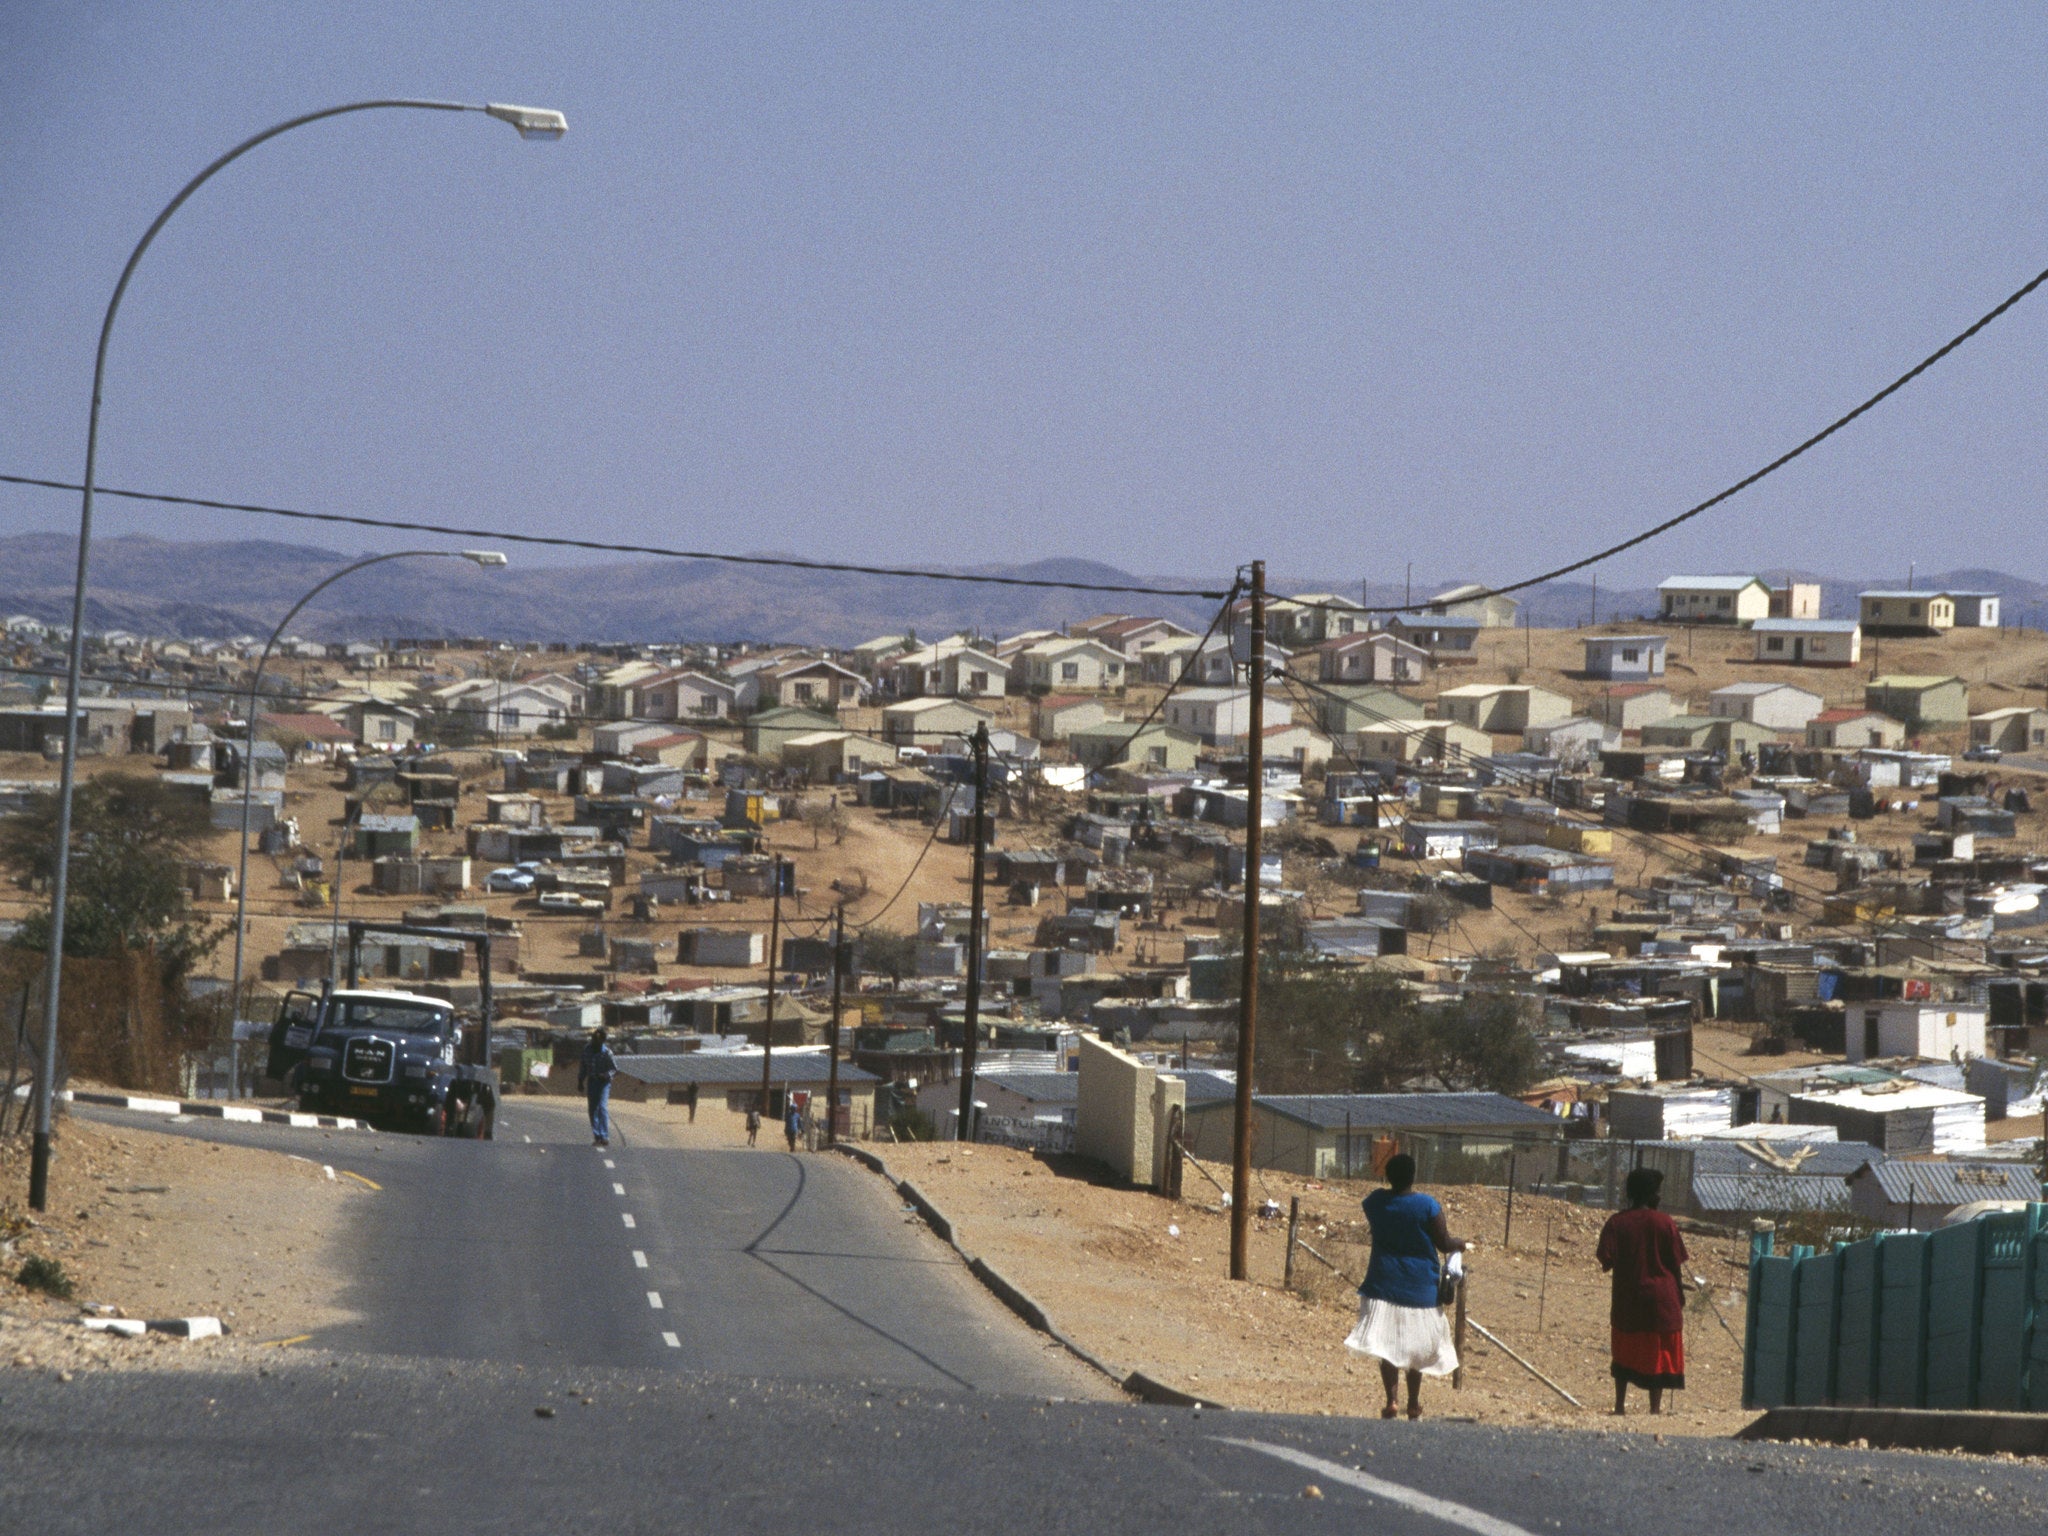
[
  {"x1": 871, "y1": 1138, "x2": 1759, "y2": 1435},
  {"x1": 0, "y1": 1102, "x2": 373, "y2": 1381}
]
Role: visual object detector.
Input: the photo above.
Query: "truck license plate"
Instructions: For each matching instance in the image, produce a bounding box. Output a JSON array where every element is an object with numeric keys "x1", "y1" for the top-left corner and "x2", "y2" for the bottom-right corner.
[{"x1": 350, "y1": 1086, "x2": 378, "y2": 1097}]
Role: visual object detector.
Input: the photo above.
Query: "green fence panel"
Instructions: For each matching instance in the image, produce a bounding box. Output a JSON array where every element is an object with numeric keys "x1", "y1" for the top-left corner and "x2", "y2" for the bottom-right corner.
[
  {"x1": 1876, "y1": 1231, "x2": 1931, "y2": 1407},
  {"x1": 1925, "y1": 1222, "x2": 1984, "y2": 1408},
  {"x1": 1747, "y1": 1253, "x2": 1799, "y2": 1408},
  {"x1": 1791, "y1": 1250, "x2": 1841, "y2": 1406},
  {"x1": 2027, "y1": 1232, "x2": 2048, "y2": 1410},
  {"x1": 1833, "y1": 1239, "x2": 1880, "y2": 1407},
  {"x1": 1976, "y1": 1209, "x2": 2038, "y2": 1410}
]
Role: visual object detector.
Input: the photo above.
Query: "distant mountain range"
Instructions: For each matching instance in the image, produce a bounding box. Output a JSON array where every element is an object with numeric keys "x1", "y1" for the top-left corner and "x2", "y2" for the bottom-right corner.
[{"x1": 3, "y1": 532, "x2": 2045, "y2": 647}]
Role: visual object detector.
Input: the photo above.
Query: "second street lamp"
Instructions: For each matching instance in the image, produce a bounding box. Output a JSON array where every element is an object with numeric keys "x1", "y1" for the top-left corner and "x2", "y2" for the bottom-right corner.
[{"x1": 226, "y1": 548, "x2": 508, "y2": 1086}]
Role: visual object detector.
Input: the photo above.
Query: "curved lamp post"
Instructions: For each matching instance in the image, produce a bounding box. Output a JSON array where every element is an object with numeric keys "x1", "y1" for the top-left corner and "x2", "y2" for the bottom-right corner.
[
  {"x1": 30, "y1": 98, "x2": 566, "y2": 1210},
  {"x1": 226, "y1": 547, "x2": 508, "y2": 1081}
]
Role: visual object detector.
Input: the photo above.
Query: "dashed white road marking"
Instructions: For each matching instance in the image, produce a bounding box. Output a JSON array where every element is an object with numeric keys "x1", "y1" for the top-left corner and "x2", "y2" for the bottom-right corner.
[
  {"x1": 632, "y1": 1251, "x2": 648, "y2": 1269},
  {"x1": 612, "y1": 1182, "x2": 625, "y2": 1195},
  {"x1": 522, "y1": 1135, "x2": 532, "y2": 1144},
  {"x1": 647, "y1": 1291, "x2": 664, "y2": 1310},
  {"x1": 661, "y1": 1332, "x2": 680, "y2": 1348},
  {"x1": 621, "y1": 1213, "x2": 636, "y2": 1229},
  {"x1": 1217, "y1": 1439, "x2": 1536, "y2": 1536},
  {"x1": 603, "y1": 1159, "x2": 615, "y2": 1169}
]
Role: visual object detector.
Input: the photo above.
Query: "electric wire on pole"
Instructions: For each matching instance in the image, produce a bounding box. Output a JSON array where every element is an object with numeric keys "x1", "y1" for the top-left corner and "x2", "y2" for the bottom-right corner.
[
  {"x1": 956, "y1": 723, "x2": 992, "y2": 1143},
  {"x1": 758, "y1": 854, "x2": 785, "y2": 1119},
  {"x1": 826, "y1": 902, "x2": 844, "y2": 1147},
  {"x1": 1229, "y1": 560, "x2": 1267, "y2": 1282}
]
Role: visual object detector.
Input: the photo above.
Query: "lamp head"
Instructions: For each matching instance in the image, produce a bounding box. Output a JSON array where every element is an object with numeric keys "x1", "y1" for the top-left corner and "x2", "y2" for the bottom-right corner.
[
  {"x1": 484, "y1": 103, "x2": 568, "y2": 140},
  {"x1": 459, "y1": 550, "x2": 509, "y2": 567}
]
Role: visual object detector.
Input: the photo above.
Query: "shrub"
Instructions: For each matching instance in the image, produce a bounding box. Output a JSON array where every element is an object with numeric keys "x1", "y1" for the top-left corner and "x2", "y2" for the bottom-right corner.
[{"x1": 16, "y1": 1255, "x2": 74, "y2": 1300}]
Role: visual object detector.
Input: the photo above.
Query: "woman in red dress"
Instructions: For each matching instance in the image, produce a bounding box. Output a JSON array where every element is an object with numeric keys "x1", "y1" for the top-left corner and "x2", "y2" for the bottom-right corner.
[{"x1": 1596, "y1": 1167, "x2": 1688, "y2": 1415}]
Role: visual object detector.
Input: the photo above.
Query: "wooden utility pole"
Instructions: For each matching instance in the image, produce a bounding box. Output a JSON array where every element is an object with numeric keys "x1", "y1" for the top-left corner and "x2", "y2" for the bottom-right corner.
[
  {"x1": 826, "y1": 902, "x2": 844, "y2": 1147},
  {"x1": 956, "y1": 724, "x2": 991, "y2": 1142},
  {"x1": 758, "y1": 855, "x2": 785, "y2": 1118},
  {"x1": 1229, "y1": 560, "x2": 1267, "y2": 1281}
]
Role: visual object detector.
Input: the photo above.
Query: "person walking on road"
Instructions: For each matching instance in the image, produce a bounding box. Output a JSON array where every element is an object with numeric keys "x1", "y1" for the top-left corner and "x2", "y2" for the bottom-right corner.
[
  {"x1": 1598, "y1": 1167, "x2": 1689, "y2": 1416},
  {"x1": 578, "y1": 1028, "x2": 617, "y2": 1148},
  {"x1": 1346, "y1": 1152, "x2": 1468, "y2": 1420},
  {"x1": 745, "y1": 1105, "x2": 761, "y2": 1147},
  {"x1": 784, "y1": 1100, "x2": 803, "y2": 1152}
]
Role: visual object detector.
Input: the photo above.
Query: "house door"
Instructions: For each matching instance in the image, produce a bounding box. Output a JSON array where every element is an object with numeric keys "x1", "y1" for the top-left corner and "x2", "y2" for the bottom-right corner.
[
  {"x1": 1792, "y1": 637, "x2": 1805, "y2": 662},
  {"x1": 1863, "y1": 1013, "x2": 1881, "y2": 1059}
]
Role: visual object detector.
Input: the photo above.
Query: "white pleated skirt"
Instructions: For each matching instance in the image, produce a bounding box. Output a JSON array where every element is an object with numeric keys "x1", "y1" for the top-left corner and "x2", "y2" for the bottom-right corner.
[{"x1": 1344, "y1": 1296, "x2": 1459, "y2": 1376}]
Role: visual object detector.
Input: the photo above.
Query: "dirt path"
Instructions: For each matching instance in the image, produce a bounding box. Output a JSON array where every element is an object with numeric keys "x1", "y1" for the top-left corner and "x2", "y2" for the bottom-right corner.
[
  {"x1": 0, "y1": 1108, "x2": 370, "y2": 1379},
  {"x1": 873, "y1": 1140, "x2": 1757, "y2": 1436}
]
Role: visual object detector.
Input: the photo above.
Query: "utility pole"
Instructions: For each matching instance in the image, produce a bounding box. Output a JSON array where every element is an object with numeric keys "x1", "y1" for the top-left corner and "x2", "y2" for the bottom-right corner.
[
  {"x1": 1404, "y1": 562, "x2": 1412, "y2": 609},
  {"x1": 956, "y1": 723, "x2": 991, "y2": 1142},
  {"x1": 826, "y1": 902, "x2": 844, "y2": 1148},
  {"x1": 758, "y1": 854, "x2": 784, "y2": 1120},
  {"x1": 1589, "y1": 572, "x2": 1597, "y2": 628},
  {"x1": 1230, "y1": 560, "x2": 1267, "y2": 1282}
]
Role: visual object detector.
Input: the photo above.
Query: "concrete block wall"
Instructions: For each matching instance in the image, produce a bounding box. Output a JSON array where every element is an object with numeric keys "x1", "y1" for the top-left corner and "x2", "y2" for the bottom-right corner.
[
  {"x1": 1150, "y1": 1072, "x2": 1185, "y2": 1191},
  {"x1": 1076, "y1": 1035, "x2": 1153, "y2": 1184}
]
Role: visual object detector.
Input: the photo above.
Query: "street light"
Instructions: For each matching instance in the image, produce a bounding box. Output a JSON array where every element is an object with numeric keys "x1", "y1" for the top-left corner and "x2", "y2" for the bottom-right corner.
[
  {"x1": 225, "y1": 547, "x2": 508, "y2": 1083},
  {"x1": 30, "y1": 98, "x2": 565, "y2": 1211}
]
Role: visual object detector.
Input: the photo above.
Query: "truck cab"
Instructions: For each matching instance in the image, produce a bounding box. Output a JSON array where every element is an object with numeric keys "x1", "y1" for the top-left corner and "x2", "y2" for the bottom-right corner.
[{"x1": 266, "y1": 984, "x2": 496, "y2": 1137}]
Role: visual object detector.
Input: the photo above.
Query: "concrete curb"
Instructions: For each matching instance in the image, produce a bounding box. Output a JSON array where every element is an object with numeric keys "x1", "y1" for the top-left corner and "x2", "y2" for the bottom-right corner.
[
  {"x1": 1739, "y1": 1406, "x2": 2048, "y2": 1457},
  {"x1": 81, "y1": 1316, "x2": 225, "y2": 1340},
  {"x1": 67, "y1": 1090, "x2": 369, "y2": 1132},
  {"x1": 830, "y1": 1143, "x2": 1229, "y2": 1409}
]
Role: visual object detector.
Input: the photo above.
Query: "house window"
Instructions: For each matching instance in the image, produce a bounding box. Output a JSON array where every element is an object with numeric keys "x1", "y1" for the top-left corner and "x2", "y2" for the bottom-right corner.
[
  {"x1": 1620, "y1": 648, "x2": 1638, "y2": 663},
  {"x1": 376, "y1": 719, "x2": 396, "y2": 742},
  {"x1": 793, "y1": 682, "x2": 815, "y2": 702},
  {"x1": 1716, "y1": 596, "x2": 1731, "y2": 611},
  {"x1": 1766, "y1": 637, "x2": 1784, "y2": 653},
  {"x1": 1909, "y1": 603, "x2": 1921, "y2": 619},
  {"x1": 1061, "y1": 662, "x2": 1079, "y2": 681},
  {"x1": 1147, "y1": 746, "x2": 1167, "y2": 767},
  {"x1": 969, "y1": 671, "x2": 987, "y2": 691}
]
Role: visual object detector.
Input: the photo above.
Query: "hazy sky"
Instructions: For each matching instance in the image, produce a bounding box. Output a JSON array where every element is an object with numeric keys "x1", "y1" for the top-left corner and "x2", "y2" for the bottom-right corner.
[{"x1": 5, "y1": 4, "x2": 2048, "y2": 595}]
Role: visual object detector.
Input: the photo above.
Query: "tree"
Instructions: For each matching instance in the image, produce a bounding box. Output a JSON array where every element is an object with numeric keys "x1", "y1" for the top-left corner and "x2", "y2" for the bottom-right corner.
[
  {"x1": 0, "y1": 773, "x2": 220, "y2": 979},
  {"x1": 1250, "y1": 961, "x2": 1540, "y2": 1096},
  {"x1": 860, "y1": 928, "x2": 918, "y2": 984}
]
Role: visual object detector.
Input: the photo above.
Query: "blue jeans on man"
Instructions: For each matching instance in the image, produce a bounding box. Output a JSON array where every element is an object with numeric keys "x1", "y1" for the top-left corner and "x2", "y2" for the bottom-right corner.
[{"x1": 587, "y1": 1081, "x2": 611, "y2": 1145}]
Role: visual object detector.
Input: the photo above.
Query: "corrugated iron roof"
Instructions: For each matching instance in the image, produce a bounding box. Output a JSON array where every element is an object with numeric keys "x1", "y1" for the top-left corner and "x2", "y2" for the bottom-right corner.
[
  {"x1": 1693, "y1": 1173, "x2": 1850, "y2": 1214},
  {"x1": 1854, "y1": 1161, "x2": 2040, "y2": 1205}
]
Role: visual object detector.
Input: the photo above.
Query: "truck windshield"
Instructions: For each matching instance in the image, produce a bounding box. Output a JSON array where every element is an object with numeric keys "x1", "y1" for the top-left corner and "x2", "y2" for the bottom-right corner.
[{"x1": 335, "y1": 998, "x2": 450, "y2": 1035}]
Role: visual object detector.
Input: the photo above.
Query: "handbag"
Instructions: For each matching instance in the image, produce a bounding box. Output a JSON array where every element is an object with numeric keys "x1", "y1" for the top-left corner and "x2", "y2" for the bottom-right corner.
[{"x1": 1437, "y1": 1250, "x2": 1465, "y2": 1308}]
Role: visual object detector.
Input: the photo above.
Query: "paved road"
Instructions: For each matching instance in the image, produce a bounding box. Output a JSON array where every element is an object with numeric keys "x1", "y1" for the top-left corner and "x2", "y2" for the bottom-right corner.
[
  {"x1": 69, "y1": 1097, "x2": 1095, "y2": 1394},
  {"x1": 27, "y1": 1101, "x2": 2047, "y2": 1535},
  {"x1": 6, "y1": 1353, "x2": 2048, "y2": 1535}
]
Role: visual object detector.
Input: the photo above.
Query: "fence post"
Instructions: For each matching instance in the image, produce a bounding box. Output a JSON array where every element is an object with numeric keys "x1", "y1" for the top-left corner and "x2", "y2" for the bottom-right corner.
[
  {"x1": 1452, "y1": 1271, "x2": 1469, "y2": 1391},
  {"x1": 1284, "y1": 1196, "x2": 1300, "y2": 1290}
]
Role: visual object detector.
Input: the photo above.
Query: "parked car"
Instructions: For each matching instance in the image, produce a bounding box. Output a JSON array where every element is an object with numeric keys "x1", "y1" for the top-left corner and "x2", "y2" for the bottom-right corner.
[
  {"x1": 537, "y1": 891, "x2": 605, "y2": 914},
  {"x1": 485, "y1": 868, "x2": 536, "y2": 894},
  {"x1": 1964, "y1": 745, "x2": 2003, "y2": 763}
]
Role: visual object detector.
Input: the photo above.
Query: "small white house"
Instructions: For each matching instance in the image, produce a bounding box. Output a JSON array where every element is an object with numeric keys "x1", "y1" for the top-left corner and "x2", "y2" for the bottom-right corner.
[
  {"x1": 1707, "y1": 681, "x2": 1824, "y2": 734},
  {"x1": 1163, "y1": 687, "x2": 1291, "y2": 746},
  {"x1": 1658, "y1": 576, "x2": 1772, "y2": 626},
  {"x1": 1582, "y1": 635, "x2": 1667, "y2": 681},
  {"x1": 1751, "y1": 617, "x2": 1862, "y2": 667},
  {"x1": 1845, "y1": 1001, "x2": 1988, "y2": 1064},
  {"x1": 1018, "y1": 637, "x2": 1127, "y2": 693}
]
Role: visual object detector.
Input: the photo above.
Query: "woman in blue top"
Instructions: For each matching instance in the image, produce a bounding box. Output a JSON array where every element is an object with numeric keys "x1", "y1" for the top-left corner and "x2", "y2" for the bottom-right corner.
[{"x1": 1346, "y1": 1152, "x2": 1469, "y2": 1419}]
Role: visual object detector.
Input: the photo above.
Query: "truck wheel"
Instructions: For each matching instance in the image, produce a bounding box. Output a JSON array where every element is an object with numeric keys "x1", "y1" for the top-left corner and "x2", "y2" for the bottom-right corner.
[
  {"x1": 477, "y1": 1100, "x2": 495, "y2": 1141},
  {"x1": 422, "y1": 1103, "x2": 446, "y2": 1137}
]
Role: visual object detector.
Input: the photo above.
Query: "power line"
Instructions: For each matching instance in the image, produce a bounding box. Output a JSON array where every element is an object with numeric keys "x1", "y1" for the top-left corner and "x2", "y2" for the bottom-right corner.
[
  {"x1": 1272, "y1": 257, "x2": 2048, "y2": 617},
  {"x1": 0, "y1": 473, "x2": 1231, "y2": 601}
]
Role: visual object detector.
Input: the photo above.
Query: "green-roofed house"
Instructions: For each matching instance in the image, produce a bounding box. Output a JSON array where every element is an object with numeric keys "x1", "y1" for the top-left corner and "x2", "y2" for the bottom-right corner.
[
  {"x1": 1639, "y1": 714, "x2": 1781, "y2": 755},
  {"x1": 1865, "y1": 675, "x2": 1970, "y2": 731},
  {"x1": 743, "y1": 706, "x2": 841, "y2": 757},
  {"x1": 1068, "y1": 722, "x2": 1202, "y2": 774},
  {"x1": 1312, "y1": 684, "x2": 1426, "y2": 737}
]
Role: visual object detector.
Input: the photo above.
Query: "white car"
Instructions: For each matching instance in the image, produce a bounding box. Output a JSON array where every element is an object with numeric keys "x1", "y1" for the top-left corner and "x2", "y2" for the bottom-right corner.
[
  {"x1": 485, "y1": 868, "x2": 536, "y2": 894},
  {"x1": 537, "y1": 891, "x2": 605, "y2": 914}
]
